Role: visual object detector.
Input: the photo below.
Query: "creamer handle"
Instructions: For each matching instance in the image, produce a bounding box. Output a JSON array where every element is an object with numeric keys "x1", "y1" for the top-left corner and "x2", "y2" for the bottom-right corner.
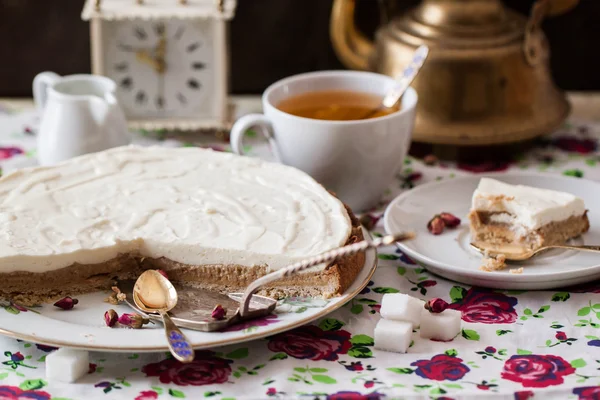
[{"x1": 33, "y1": 72, "x2": 60, "y2": 113}]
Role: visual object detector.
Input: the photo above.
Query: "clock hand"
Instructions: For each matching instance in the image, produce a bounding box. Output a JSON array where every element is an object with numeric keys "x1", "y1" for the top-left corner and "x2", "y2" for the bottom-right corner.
[{"x1": 135, "y1": 50, "x2": 163, "y2": 73}]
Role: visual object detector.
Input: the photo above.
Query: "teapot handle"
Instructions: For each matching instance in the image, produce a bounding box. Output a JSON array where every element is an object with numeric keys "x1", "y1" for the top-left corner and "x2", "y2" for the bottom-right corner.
[
  {"x1": 330, "y1": 0, "x2": 375, "y2": 71},
  {"x1": 524, "y1": 0, "x2": 578, "y2": 66},
  {"x1": 33, "y1": 72, "x2": 60, "y2": 112}
]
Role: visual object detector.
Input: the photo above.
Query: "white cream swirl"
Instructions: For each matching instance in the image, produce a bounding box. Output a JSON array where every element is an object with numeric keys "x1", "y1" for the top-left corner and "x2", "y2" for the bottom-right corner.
[{"x1": 0, "y1": 146, "x2": 352, "y2": 273}]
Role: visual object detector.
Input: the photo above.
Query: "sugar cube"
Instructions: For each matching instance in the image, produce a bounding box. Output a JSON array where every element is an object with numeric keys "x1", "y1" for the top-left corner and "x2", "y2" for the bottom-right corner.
[
  {"x1": 46, "y1": 348, "x2": 89, "y2": 383},
  {"x1": 374, "y1": 319, "x2": 413, "y2": 353},
  {"x1": 380, "y1": 293, "x2": 426, "y2": 327},
  {"x1": 419, "y1": 308, "x2": 462, "y2": 341}
]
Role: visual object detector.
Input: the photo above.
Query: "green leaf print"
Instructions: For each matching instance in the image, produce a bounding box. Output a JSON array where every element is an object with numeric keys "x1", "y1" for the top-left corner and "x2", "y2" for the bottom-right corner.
[
  {"x1": 445, "y1": 349, "x2": 458, "y2": 357},
  {"x1": 151, "y1": 387, "x2": 164, "y2": 394},
  {"x1": 538, "y1": 305, "x2": 550, "y2": 313},
  {"x1": 551, "y1": 292, "x2": 570, "y2": 302},
  {"x1": 169, "y1": 388, "x2": 186, "y2": 398},
  {"x1": 443, "y1": 383, "x2": 463, "y2": 389},
  {"x1": 312, "y1": 375, "x2": 337, "y2": 384},
  {"x1": 350, "y1": 304, "x2": 364, "y2": 314},
  {"x1": 309, "y1": 368, "x2": 328, "y2": 373},
  {"x1": 0, "y1": 373, "x2": 8, "y2": 380},
  {"x1": 350, "y1": 335, "x2": 375, "y2": 346},
  {"x1": 524, "y1": 308, "x2": 533, "y2": 315},
  {"x1": 461, "y1": 329, "x2": 480, "y2": 341},
  {"x1": 517, "y1": 349, "x2": 532, "y2": 355},
  {"x1": 348, "y1": 347, "x2": 372, "y2": 358},
  {"x1": 373, "y1": 287, "x2": 400, "y2": 294},
  {"x1": 387, "y1": 367, "x2": 414, "y2": 374},
  {"x1": 578, "y1": 307, "x2": 591, "y2": 316},
  {"x1": 450, "y1": 286, "x2": 466, "y2": 303},
  {"x1": 319, "y1": 318, "x2": 345, "y2": 331},
  {"x1": 397, "y1": 267, "x2": 406, "y2": 276},
  {"x1": 225, "y1": 348, "x2": 248, "y2": 360},
  {"x1": 270, "y1": 353, "x2": 288, "y2": 361},
  {"x1": 378, "y1": 254, "x2": 399, "y2": 260},
  {"x1": 19, "y1": 379, "x2": 46, "y2": 391},
  {"x1": 563, "y1": 169, "x2": 584, "y2": 178},
  {"x1": 496, "y1": 330, "x2": 512, "y2": 336},
  {"x1": 294, "y1": 367, "x2": 307, "y2": 373},
  {"x1": 593, "y1": 303, "x2": 600, "y2": 310},
  {"x1": 4, "y1": 306, "x2": 19, "y2": 315},
  {"x1": 571, "y1": 359, "x2": 587, "y2": 368}
]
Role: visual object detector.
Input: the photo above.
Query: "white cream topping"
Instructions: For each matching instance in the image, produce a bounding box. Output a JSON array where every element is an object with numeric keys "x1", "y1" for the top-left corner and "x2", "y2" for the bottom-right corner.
[
  {"x1": 472, "y1": 178, "x2": 586, "y2": 229},
  {"x1": 0, "y1": 146, "x2": 352, "y2": 273}
]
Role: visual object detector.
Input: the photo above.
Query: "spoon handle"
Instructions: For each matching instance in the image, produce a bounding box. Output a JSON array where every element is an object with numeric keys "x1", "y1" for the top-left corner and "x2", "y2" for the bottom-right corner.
[
  {"x1": 160, "y1": 310, "x2": 195, "y2": 363},
  {"x1": 239, "y1": 232, "x2": 414, "y2": 317},
  {"x1": 546, "y1": 244, "x2": 600, "y2": 253},
  {"x1": 381, "y1": 45, "x2": 429, "y2": 108}
]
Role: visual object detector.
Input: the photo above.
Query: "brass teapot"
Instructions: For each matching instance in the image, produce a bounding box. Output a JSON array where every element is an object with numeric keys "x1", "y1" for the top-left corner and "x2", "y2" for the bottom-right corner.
[{"x1": 330, "y1": 0, "x2": 577, "y2": 145}]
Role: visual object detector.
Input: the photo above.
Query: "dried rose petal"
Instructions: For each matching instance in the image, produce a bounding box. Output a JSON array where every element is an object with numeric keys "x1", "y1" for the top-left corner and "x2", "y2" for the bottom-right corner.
[
  {"x1": 157, "y1": 269, "x2": 169, "y2": 279},
  {"x1": 53, "y1": 296, "x2": 79, "y2": 310},
  {"x1": 118, "y1": 313, "x2": 149, "y2": 329},
  {"x1": 427, "y1": 215, "x2": 445, "y2": 235},
  {"x1": 425, "y1": 298, "x2": 449, "y2": 313},
  {"x1": 104, "y1": 309, "x2": 118, "y2": 327},
  {"x1": 439, "y1": 212, "x2": 461, "y2": 228},
  {"x1": 211, "y1": 304, "x2": 227, "y2": 320},
  {"x1": 423, "y1": 154, "x2": 438, "y2": 166}
]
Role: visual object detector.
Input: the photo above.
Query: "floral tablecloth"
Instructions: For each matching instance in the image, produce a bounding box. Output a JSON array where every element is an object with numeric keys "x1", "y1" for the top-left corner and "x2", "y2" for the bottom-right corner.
[{"x1": 0, "y1": 101, "x2": 599, "y2": 400}]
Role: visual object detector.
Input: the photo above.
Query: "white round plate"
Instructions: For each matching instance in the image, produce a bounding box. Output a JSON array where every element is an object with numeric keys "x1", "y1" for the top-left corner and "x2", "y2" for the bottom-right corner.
[
  {"x1": 0, "y1": 228, "x2": 376, "y2": 352},
  {"x1": 383, "y1": 173, "x2": 600, "y2": 290}
]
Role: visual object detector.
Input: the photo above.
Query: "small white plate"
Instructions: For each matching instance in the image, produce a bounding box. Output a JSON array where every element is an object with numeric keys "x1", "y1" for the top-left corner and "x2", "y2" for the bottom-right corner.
[
  {"x1": 0, "y1": 229, "x2": 376, "y2": 352},
  {"x1": 383, "y1": 173, "x2": 600, "y2": 290}
]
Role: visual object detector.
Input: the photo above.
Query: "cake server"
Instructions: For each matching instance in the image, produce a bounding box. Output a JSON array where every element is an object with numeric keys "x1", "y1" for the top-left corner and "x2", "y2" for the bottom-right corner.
[
  {"x1": 118, "y1": 231, "x2": 414, "y2": 333},
  {"x1": 470, "y1": 242, "x2": 600, "y2": 262}
]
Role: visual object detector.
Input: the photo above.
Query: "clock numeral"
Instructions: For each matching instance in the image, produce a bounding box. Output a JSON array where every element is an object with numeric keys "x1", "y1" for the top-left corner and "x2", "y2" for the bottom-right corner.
[
  {"x1": 114, "y1": 62, "x2": 128, "y2": 72},
  {"x1": 192, "y1": 62, "x2": 206, "y2": 70},
  {"x1": 120, "y1": 77, "x2": 133, "y2": 90},
  {"x1": 118, "y1": 43, "x2": 134, "y2": 52},
  {"x1": 155, "y1": 23, "x2": 165, "y2": 36},
  {"x1": 156, "y1": 95, "x2": 165, "y2": 109},
  {"x1": 187, "y1": 42, "x2": 201, "y2": 53},
  {"x1": 174, "y1": 26, "x2": 185, "y2": 40},
  {"x1": 134, "y1": 26, "x2": 147, "y2": 40},
  {"x1": 136, "y1": 91, "x2": 147, "y2": 105},
  {"x1": 177, "y1": 92, "x2": 187, "y2": 105},
  {"x1": 187, "y1": 79, "x2": 201, "y2": 90}
]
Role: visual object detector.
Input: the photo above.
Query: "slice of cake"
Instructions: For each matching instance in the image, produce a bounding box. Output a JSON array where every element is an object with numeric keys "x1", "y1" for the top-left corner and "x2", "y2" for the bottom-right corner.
[
  {"x1": 468, "y1": 178, "x2": 589, "y2": 251},
  {"x1": 0, "y1": 146, "x2": 364, "y2": 305}
]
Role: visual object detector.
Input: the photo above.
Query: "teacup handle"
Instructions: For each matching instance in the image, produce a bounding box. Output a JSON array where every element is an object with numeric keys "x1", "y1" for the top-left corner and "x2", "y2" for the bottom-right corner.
[
  {"x1": 32, "y1": 71, "x2": 60, "y2": 113},
  {"x1": 230, "y1": 114, "x2": 282, "y2": 162}
]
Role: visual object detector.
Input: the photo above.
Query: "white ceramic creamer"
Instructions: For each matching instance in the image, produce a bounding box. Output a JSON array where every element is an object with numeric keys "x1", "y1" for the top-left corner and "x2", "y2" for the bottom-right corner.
[{"x1": 33, "y1": 72, "x2": 131, "y2": 166}]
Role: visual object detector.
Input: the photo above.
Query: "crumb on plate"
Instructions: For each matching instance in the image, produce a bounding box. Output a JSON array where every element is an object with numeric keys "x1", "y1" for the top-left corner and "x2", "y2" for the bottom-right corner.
[{"x1": 479, "y1": 254, "x2": 507, "y2": 272}]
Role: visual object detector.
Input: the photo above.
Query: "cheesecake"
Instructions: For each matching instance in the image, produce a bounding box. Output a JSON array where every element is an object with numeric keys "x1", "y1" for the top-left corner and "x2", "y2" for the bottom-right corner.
[
  {"x1": 468, "y1": 178, "x2": 589, "y2": 252},
  {"x1": 0, "y1": 146, "x2": 364, "y2": 305}
]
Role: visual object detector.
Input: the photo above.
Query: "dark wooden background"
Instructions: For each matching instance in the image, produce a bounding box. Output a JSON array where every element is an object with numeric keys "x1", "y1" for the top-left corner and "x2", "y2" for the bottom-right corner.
[{"x1": 0, "y1": 0, "x2": 599, "y2": 96}]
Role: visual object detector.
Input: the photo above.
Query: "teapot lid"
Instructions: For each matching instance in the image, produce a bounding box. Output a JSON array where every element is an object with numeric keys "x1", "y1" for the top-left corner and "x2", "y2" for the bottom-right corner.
[{"x1": 390, "y1": 0, "x2": 525, "y2": 48}]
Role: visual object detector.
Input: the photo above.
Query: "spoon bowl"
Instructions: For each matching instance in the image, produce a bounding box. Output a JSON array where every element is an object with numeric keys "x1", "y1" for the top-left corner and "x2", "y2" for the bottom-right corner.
[{"x1": 133, "y1": 270, "x2": 195, "y2": 363}]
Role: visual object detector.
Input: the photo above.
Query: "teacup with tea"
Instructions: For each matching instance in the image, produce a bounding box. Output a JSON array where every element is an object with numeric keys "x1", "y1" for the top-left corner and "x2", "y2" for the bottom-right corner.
[{"x1": 230, "y1": 70, "x2": 417, "y2": 211}]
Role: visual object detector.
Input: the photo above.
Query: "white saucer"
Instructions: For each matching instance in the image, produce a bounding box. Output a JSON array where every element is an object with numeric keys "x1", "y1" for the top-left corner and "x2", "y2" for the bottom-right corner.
[{"x1": 383, "y1": 173, "x2": 600, "y2": 290}]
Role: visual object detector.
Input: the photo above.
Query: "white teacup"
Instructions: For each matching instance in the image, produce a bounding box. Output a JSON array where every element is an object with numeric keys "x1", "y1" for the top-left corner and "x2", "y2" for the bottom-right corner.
[{"x1": 230, "y1": 70, "x2": 417, "y2": 212}]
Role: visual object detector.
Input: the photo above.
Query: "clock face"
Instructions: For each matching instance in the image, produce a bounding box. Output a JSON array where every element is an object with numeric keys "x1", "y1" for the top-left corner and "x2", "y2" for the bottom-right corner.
[{"x1": 103, "y1": 19, "x2": 215, "y2": 119}]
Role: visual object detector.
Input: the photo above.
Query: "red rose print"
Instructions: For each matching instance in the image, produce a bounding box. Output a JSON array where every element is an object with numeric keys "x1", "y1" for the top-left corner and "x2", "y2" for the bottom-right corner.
[
  {"x1": 364, "y1": 381, "x2": 374, "y2": 388},
  {"x1": 514, "y1": 391, "x2": 535, "y2": 400},
  {"x1": 477, "y1": 385, "x2": 490, "y2": 390},
  {"x1": 448, "y1": 288, "x2": 518, "y2": 324},
  {"x1": 458, "y1": 161, "x2": 511, "y2": 173},
  {"x1": 143, "y1": 351, "x2": 232, "y2": 386},
  {"x1": 411, "y1": 354, "x2": 470, "y2": 381},
  {"x1": 135, "y1": 391, "x2": 159, "y2": 400},
  {"x1": 555, "y1": 331, "x2": 567, "y2": 341},
  {"x1": 485, "y1": 347, "x2": 496, "y2": 354},
  {"x1": 267, "y1": 325, "x2": 351, "y2": 361},
  {"x1": 327, "y1": 391, "x2": 383, "y2": 400},
  {"x1": 223, "y1": 314, "x2": 279, "y2": 332},
  {"x1": 502, "y1": 354, "x2": 575, "y2": 388},
  {"x1": 88, "y1": 363, "x2": 97, "y2": 374},
  {"x1": 266, "y1": 387, "x2": 277, "y2": 397},
  {"x1": 0, "y1": 147, "x2": 24, "y2": 160},
  {"x1": 0, "y1": 385, "x2": 51, "y2": 400},
  {"x1": 573, "y1": 386, "x2": 600, "y2": 400},
  {"x1": 552, "y1": 136, "x2": 597, "y2": 154}
]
